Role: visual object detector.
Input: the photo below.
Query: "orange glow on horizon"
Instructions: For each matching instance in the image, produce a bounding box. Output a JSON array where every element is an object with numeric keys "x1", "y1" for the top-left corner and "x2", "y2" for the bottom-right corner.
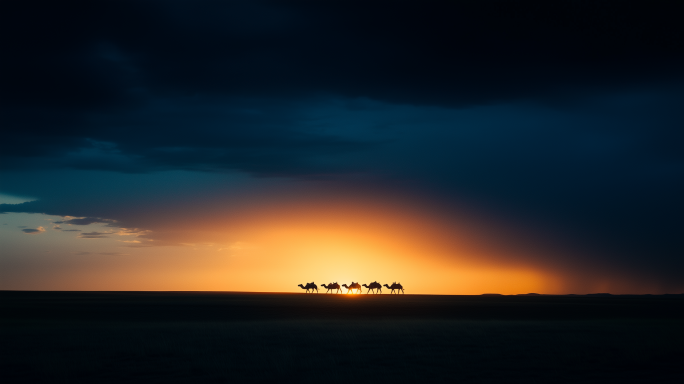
[{"x1": 1, "y1": 191, "x2": 651, "y2": 294}]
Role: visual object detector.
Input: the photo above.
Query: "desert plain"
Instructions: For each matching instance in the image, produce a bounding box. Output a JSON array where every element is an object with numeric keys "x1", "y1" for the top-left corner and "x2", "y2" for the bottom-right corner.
[{"x1": 1, "y1": 291, "x2": 683, "y2": 383}]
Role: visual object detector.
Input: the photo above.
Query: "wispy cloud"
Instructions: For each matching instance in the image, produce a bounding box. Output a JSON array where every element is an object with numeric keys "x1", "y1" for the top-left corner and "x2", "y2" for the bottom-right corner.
[
  {"x1": 53, "y1": 225, "x2": 83, "y2": 232},
  {"x1": 60, "y1": 217, "x2": 116, "y2": 226},
  {"x1": 78, "y1": 231, "x2": 110, "y2": 239},
  {"x1": 114, "y1": 228, "x2": 150, "y2": 236},
  {"x1": 218, "y1": 241, "x2": 253, "y2": 252}
]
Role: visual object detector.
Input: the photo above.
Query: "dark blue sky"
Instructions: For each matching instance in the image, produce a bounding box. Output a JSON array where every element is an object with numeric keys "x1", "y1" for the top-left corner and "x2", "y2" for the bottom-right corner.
[{"x1": 1, "y1": 1, "x2": 683, "y2": 292}]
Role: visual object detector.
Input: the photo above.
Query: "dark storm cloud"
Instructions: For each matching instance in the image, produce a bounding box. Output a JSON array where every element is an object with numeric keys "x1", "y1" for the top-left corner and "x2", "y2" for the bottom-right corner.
[{"x1": 2, "y1": 0, "x2": 682, "y2": 175}]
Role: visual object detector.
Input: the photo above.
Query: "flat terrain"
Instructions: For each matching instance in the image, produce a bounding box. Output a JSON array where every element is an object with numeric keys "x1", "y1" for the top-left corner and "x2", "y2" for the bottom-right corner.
[{"x1": 1, "y1": 291, "x2": 683, "y2": 383}]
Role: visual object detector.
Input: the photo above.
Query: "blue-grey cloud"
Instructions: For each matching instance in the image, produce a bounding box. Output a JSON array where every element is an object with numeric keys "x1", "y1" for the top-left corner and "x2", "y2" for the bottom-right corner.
[
  {"x1": 22, "y1": 227, "x2": 45, "y2": 235},
  {"x1": 61, "y1": 217, "x2": 114, "y2": 226},
  {"x1": 78, "y1": 232, "x2": 110, "y2": 239},
  {"x1": 52, "y1": 225, "x2": 80, "y2": 232}
]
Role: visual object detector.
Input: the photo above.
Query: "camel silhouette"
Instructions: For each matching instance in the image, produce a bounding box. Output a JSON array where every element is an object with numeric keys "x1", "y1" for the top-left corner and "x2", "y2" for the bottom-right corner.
[
  {"x1": 321, "y1": 282, "x2": 342, "y2": 294},
  {"x1": 298, "y1": 282, "x2": 318, "y2": 293},
  {"x1": 308, "y1": 282, "x2": 318, "y2": 293},
  {"x1": 342, "y1": 282, "x2": 362, "y2": 294},
  {"x1": 383, "y1": 282, "x2": 405, "y2": 294},
  {"x1": 362, "y1": 281, "x2": 382, "y2": 294}
]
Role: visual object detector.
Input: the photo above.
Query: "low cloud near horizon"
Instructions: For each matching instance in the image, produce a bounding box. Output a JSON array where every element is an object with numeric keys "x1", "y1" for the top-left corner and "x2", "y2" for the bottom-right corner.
[{"x1": 21, "y1": 226, "x2": 46, "y2": 235}]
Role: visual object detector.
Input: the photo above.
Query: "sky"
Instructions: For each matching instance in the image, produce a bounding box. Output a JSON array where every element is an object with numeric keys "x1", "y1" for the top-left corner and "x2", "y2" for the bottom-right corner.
[{"x1": 1, "y1": 0, "x2": 682, "y2": 294}]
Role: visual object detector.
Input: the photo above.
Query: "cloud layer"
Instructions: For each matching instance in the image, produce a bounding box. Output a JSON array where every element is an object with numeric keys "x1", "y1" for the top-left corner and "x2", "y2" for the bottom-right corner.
[{"x1": 2, "y1": 1, "x2": 683, "y2": 175}]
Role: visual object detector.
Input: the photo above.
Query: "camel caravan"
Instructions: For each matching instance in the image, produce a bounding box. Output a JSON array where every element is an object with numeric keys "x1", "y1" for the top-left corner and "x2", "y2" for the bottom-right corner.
[{"x1": 298, "y1": 281, "x2": 404, "y2": 294}]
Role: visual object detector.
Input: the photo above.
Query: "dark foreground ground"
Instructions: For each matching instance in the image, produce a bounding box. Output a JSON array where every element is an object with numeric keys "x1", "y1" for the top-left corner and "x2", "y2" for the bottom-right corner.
[{"x1": 1, "y1": 292, "x2": 683, "y2": 383}]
